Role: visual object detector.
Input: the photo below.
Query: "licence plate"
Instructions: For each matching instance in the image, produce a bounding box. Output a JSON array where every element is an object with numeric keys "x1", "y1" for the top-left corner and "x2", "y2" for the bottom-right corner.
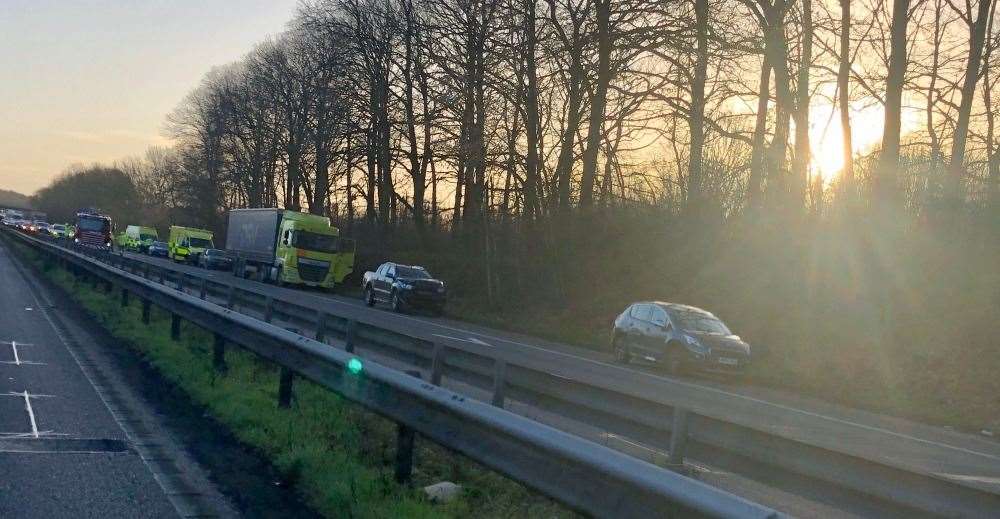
[{"x1": 717, "y1": 357, "x2": 738, "y2": 366}]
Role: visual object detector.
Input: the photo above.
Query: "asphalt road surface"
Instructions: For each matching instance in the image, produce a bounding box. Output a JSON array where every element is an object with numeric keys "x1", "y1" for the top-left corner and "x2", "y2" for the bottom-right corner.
[
  {"x1": 0, "y1": 243, "x2": 234, "y2": 519},
  {"x1": 128, "y1": 251, "x2": 1000, "y2": 513}
]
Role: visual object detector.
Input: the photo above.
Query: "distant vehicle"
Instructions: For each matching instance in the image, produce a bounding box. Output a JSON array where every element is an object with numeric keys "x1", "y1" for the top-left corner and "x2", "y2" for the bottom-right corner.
[
  {"x1": 225, "y1": 208, "x2": 355, "y2": 289},
  {"x1": 168, "y1": 226, "x2": 214, "y2": 264},
  {"x1": 198, "y1": 248, "x2": 233, "y2": 270},
  {"x1": 5, "y1": 209, "x2": 25, "y2": 222},
  {"x1": 611, "y1": 302, "x2": 750, "y2": 374},
  {"x1": 363, "y1": 262, "x2": 446, "y2": 315},
  {"x1": 74, "y1": 211, "x2": 113, "y2": 249},
  {"x1": 48, "y1": 223, "x2": 69, "y2": 239},
  {"x1": 119, "y1": 225, "x2": 158, "y2": 252},
  {"x1": 148, "y1": 240, "x2": 169, "y2": 257},
  {"x1": 30, "y1": 220, "x2": 49, "y2": 234}
]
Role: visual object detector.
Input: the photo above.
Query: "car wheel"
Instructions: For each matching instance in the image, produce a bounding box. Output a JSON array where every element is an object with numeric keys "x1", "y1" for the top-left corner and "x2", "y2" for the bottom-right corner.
[
  {"x1": 391, "y1": 291, "x2": 403, "y2": 313},
  {"x1": 613, "y1": 336, "x2": 629, "y2": 364},
  {"x1": 364, "y1": 286, "x2": 376, "y2": 307}
]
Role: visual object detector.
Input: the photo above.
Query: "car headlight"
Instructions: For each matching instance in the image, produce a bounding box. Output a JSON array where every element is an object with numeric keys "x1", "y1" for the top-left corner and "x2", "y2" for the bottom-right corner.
[
  {"x1": 74, "y1": 238, "x2": 80, "y2": 243},
  {"x1": 397, "y1": 282, "x2": 414, "y2": 290}
]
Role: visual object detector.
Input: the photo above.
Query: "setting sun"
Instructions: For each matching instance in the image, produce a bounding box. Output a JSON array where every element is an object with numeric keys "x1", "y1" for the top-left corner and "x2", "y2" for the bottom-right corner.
[{"x1": 809, "y1": 103, "x2": 887, "y2": 184}]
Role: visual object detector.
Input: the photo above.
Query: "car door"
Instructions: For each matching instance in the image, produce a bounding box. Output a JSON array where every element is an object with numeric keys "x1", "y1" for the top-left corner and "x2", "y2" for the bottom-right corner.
[
  {"x1": 375, "y1": 264, "x2": 393, "y2": 299},
  {"x1": 628, "y1": 304, "x2": 654, "y2": 356},
  {"x1": 646, "y1": 306, "x2": 670, "y2": 358}
]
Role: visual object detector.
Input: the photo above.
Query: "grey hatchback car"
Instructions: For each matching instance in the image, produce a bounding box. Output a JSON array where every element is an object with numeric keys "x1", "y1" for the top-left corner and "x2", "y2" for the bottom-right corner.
[{"x1": 611, "y1": 302, "x2": 750, "y2": 373}]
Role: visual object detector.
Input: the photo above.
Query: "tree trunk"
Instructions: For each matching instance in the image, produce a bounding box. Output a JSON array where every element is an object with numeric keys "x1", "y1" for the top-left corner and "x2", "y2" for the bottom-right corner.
[
  {"x1": 763, "y1": 4, "x2": 793, "y2": 201},
  {"x1": 877, "y1": 0, "x2": 911, "y2": 204},
  {"x1": 748, "y1": 56, "x2": 771, "y2": 210},
  {"x1": 792, "y1": 0, "x2": 813, "y2": 207},
  {"x1": 579, "y1": 0, "x2": 612, "y2": 208},
  {"x1": 687, "y1": 0, "x2": 709, "y2": 210},
  {"x1": 837, "y1": 0, "x2": 855, "y2": 195},
  {"x1": 947, "y1": 0, "x2": 994, "y2": 200},
  {"x1": 555, "y1": 59, "x2": 584, "y2": 211},
  {"x1": 523, "y1": 0, "x2": 542, "y2": 219}
]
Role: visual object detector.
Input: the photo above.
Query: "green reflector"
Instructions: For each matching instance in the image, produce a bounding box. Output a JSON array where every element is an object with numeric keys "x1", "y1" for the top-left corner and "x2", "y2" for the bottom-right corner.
[{"x1": 347, "y1": 357, "x2": 363, "y2": 375}]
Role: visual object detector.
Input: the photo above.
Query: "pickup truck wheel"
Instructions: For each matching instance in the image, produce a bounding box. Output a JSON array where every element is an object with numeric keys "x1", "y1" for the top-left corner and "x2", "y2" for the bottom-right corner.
[
  {"x1": 613, "y1": 336, "x2": 629, "y2": 364},
  {"x1": 364, "y1": 286, "x2": 375, "y2": 307}
]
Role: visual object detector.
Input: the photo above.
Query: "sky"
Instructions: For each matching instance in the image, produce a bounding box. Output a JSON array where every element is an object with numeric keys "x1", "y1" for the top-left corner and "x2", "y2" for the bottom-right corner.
[{"x1": 0, "y1": 0, "x2": 299, "y2": 196}]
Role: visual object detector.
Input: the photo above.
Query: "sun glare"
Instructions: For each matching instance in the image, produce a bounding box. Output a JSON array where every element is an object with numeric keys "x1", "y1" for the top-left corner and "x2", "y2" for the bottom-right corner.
[{"x1": 809, "y1": 103, "x2": 886, "y2": 184}]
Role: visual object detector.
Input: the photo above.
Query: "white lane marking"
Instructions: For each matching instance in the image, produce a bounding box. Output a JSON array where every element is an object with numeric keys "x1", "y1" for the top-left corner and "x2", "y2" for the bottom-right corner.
[
  {"x1": 24, "y1": 392, "x2": 39, "y2": 438},
  {"x1": 0, "y1": 431, "x2": 67, "y2": 438},
  {"x1": 12, "y1": 341, "x2": 20, "y2": 365},
  {"x1": 3, "y1": 391, "x2": 55, "y2": 439},
  {"x1": 135, "y1": 255, "x2": 1000, "y2": 463},
  {"x1": 938, "y1": 474, "x2": 1000, "y2": 486},
  {"x1": 432, "y1": 334, "x2": 493, "y2": 347}
]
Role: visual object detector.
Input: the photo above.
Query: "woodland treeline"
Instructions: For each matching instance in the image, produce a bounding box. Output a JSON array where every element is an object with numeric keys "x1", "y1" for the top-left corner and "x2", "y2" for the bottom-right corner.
[
  {"x1": 24, "y1": 0, "x2": 1000, "y2": 426},
  {"x1": 33, "y1": 0, "x2": 1000, "y2": 233}
]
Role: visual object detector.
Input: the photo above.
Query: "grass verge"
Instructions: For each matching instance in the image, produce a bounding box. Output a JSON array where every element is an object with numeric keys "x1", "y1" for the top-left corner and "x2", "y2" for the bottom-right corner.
[{"x1": 9, "y1": 240, "x2": 572, "y2": 519}]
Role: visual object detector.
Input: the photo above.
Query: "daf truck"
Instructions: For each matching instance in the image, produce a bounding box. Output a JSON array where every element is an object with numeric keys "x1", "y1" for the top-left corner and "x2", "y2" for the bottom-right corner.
[
  {"x1": 168, "y1": 226, "x2": 214, "y2": 264},
  {"x1": 225, "y1": 208, "x2": 355, "y2": 289}
]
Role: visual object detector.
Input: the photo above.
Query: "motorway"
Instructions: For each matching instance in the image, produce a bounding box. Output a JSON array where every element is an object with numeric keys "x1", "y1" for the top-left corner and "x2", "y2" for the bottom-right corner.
[
  {"x1": 123, "y1": 250, "x2": 1000, "y2": 516},
  {"x1": 0, "y1": 243, "x2": 234, "y2": 518}
]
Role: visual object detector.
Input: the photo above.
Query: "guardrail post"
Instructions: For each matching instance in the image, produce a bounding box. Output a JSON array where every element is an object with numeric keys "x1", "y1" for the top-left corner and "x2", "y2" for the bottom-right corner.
[
  {"x1": 277, "y1": 327, "x2": 299, "y2": 408},
  {"x1": 395, "y1": 370, "x2": 421, "y2": 484},
  {"x1": 314, "y1": 313, "x2": 328, "y2": 342},
  {"x1": 176, "y1": 272, "x2": 185, "y2": 292},
  {"x1": 278, "y1": 368, "x2": 294, "y2": 408},
  {"x1": 170, "y1": 313, "x2": 181, "y2": 341},
  {"x1": 226, "y1": 286, "x2": 237, "y2": 310},
  {"x1": 430, "y1": 343, "x2": 445, "y2": 385},
  {"x1": 491, "y1": 358, "x2": 508, "y2": 408},
  {"x1": 120, "y1": 288, "x2": 129, "y2": 308},
  {"x1": 142, "y1": 299, "x2": 151, "y2": 324},
  {"x1": 344, "y1": 320, "x2": 356, "y2": 353},
  {"x1": 144, "y1": 263, "x2": 150, "y2": 279},
  {"x1": 212, "y1": 333, "x2": 227, "y2": 373},
  {"x1": 199, "y1": 278, "x2": 208, "y2": 300},
  {"x1": 264, "y1": 297, "x2": 274, "y2": 323},
  {"x1": 668, "y1": 408, "x2": 690, "y2": 467}
]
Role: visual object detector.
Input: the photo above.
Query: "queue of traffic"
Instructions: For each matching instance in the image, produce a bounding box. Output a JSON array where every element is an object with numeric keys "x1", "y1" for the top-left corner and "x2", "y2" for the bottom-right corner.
[{"x1": 2, "y1": 206, "x2": 752, "y2": 376}]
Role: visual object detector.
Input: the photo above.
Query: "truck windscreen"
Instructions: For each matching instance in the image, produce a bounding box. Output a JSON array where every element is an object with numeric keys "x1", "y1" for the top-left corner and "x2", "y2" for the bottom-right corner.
[
  {"x1": 77, "y1": 217, "x2": 109, "y2": 232},
  {"x1": 293, "y1": 231, "x2": 340, "y2": 253},
  {"x1": 189, "y1": 237, "x2": 213, "y2": 248}
]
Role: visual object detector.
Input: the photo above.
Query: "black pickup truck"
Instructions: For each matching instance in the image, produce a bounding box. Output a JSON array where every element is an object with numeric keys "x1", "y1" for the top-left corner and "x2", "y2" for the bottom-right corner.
[{"x1": 362, "y1": 262, "x2": 447, "y2": 315}]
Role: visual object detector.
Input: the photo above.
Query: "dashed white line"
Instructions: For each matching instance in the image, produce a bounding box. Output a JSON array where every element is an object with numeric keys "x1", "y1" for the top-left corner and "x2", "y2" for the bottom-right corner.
[
  {"x1": 23, "y1": 390, "x2": 39, "y2": 438},
  {"x1": 1, "y1": 391, "x2": 54, "y2": 439}
]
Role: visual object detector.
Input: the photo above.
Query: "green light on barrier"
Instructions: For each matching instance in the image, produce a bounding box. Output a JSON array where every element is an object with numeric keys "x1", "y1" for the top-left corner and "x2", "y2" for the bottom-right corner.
[{"x1": 347, "y1": 357, "x2": 364, "y2": 375}]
